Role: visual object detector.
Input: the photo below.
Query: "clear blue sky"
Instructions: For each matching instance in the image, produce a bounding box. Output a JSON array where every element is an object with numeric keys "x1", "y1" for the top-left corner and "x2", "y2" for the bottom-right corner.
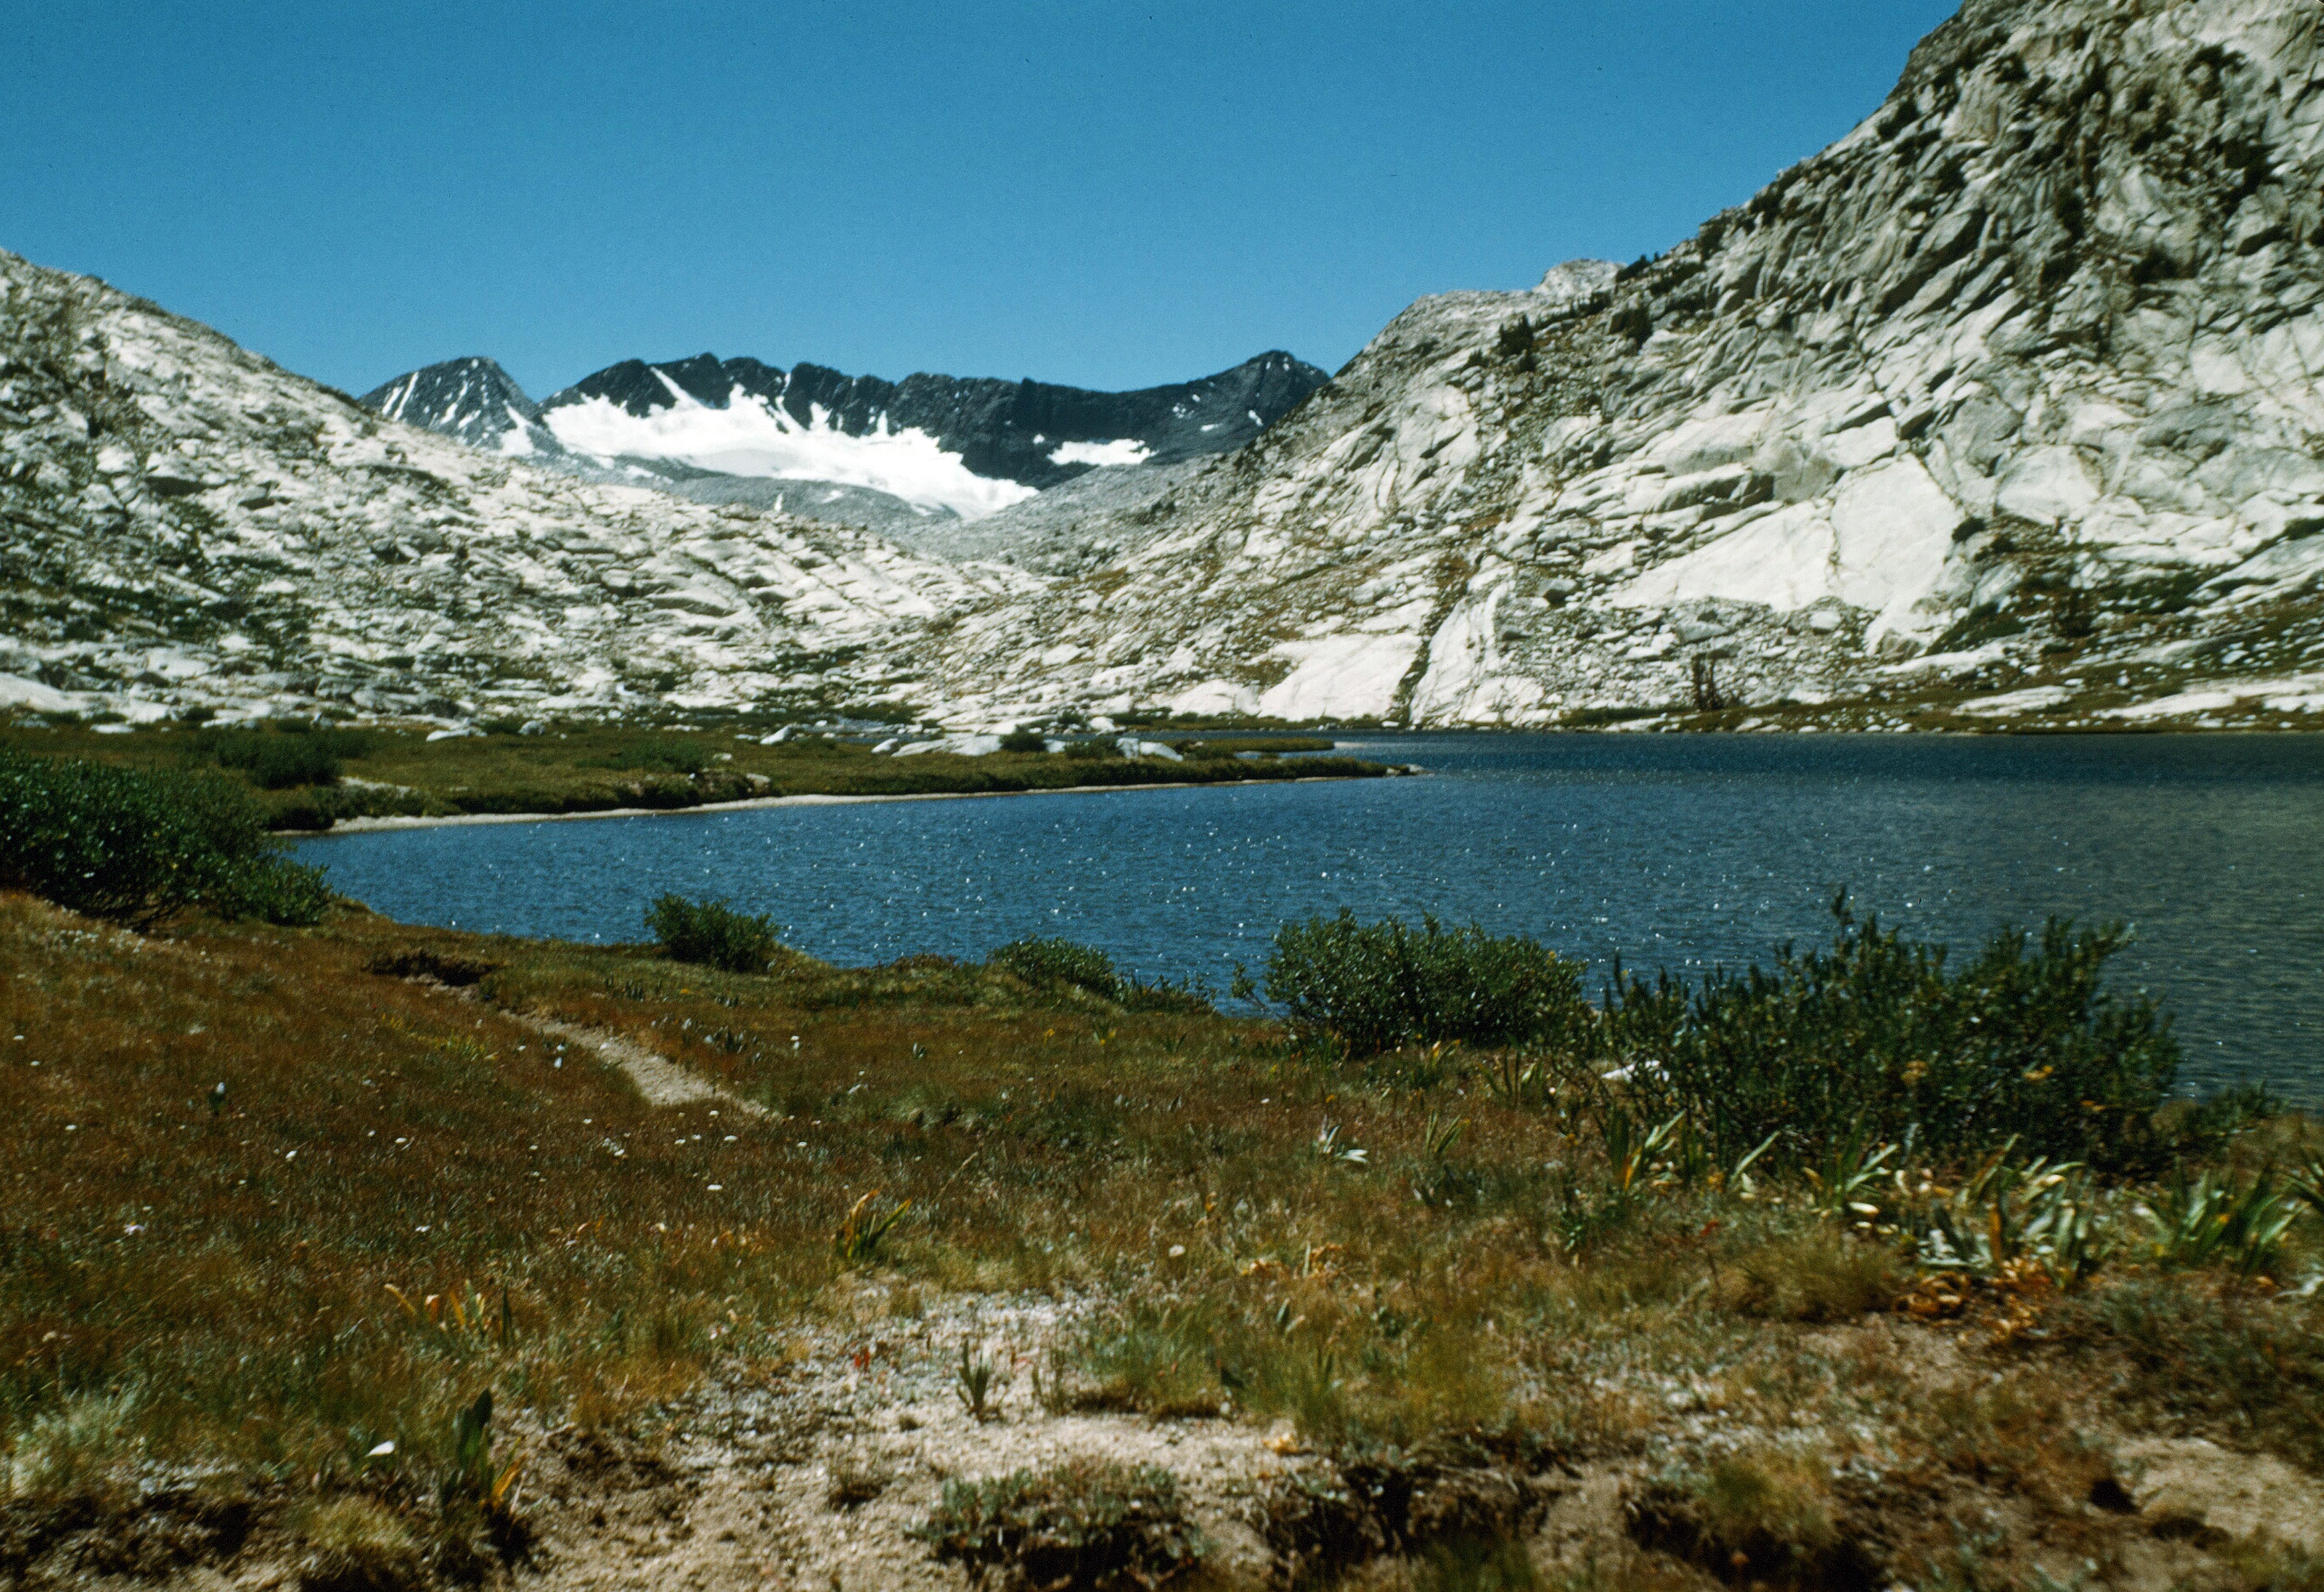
[{"x1": 6, "y1": 1, "x2": 1956, "y2": 398}]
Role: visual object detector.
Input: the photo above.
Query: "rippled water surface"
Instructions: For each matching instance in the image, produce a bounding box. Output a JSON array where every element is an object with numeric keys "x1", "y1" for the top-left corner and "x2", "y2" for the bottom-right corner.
[{"x1": 301, "y1": 733, "x2": 2324, "y2": 1101}]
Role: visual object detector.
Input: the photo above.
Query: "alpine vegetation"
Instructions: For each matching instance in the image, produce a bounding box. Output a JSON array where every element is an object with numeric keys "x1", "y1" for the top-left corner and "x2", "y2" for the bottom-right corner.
[
  {"x1": 1, "y1": 884, "x2": 2318, "y2": 1588},
  {"x1": 0, "y1": 749, "x2": 328, "y2": 928}
]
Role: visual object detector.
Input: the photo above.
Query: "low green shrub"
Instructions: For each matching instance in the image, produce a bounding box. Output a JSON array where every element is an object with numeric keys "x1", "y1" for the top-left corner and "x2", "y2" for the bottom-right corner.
[
  {"x1": 644, "y1": 893, "x2": 782, "y2": 973},
  {"x1": 991, "y1": 936, "x2": 1122, "y2": 999},
  {"x1": 196, "y1": 724, "x2": 373, "y2": 788},
  {"x1": 999, "y1": 731, "x2": 1049, "y2": 753},
  {"x1": 1263, "y1": 912, "x2": 1587, "y2": 1054},
  {"x1": 604, "y1": 737, "x2": 710, "y2": 776},
  {"x1": 0, "y1": 749, "x2": 329, "y2": 928},
  {"x1": 912, "y1": 1458, "x2": 1208, "y2": 1590},
  {"x1": 1603, "y1": 898, "x2": 2180, "y2": 1171}
]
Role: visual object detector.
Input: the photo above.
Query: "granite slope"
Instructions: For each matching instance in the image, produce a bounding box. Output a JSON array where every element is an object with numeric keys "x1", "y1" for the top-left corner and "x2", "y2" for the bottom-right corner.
[
  {"x1": 916, "y1": 0, "x2": 2324, "y2": 730},
  {"x1": 0, "y1": 249, "x2": 1028, "y2": 727}
]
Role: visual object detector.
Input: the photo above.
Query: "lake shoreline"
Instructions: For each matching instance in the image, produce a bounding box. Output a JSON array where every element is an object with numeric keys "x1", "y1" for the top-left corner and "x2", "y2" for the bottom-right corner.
[{"x1": 308, "y1": 771, "x2": 1389, "y2": 835}]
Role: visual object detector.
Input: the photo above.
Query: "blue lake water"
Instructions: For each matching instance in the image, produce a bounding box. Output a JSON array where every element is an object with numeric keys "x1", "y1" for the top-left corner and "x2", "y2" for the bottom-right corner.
[{"x1": 300, "y1": 733, "x2": 2324, "y2": 1103}]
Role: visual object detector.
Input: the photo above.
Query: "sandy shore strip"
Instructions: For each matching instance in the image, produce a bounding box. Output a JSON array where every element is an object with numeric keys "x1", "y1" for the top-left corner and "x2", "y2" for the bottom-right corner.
[{"x1": 307, "y1": 773, "x2": 1386, "y2": 835}]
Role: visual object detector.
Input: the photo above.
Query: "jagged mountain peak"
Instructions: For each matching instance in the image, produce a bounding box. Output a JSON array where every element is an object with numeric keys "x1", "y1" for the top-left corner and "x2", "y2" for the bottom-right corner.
[
  {"x1": 360, "y1": 355, "x2": 558, "y2": 459},
  {"x1": 11, "y1": 0, "x2": 2323, "y2": 737},
  {"x1": 361, "y1": 345, "x2": 1332, "y2": 527}
]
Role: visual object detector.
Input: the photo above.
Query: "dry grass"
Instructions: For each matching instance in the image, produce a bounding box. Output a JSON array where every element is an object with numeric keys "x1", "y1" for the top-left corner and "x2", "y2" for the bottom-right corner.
[
  {"x1": 1720, "y1": 1234, "x2": 1905, "y2": 1322},
  {"x1": 1, "y1": 889, "x2": 2321, "y2": 1587},
  {"x1": 296, "y1": 1496, "x2": 423, "y2": 1592}
]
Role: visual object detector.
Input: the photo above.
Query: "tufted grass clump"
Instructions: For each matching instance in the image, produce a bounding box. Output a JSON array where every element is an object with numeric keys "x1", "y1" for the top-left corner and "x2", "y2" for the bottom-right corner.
[
  {"x1": 602, "y1": 735, "x2": 711, "y2": 775},
  {"x1": 295, "y1": 1497, "x2": 422, "y2": 1592},
  {"x1": 195, "y1": 723, "x2": 374, "y2": 789},
  {"x1": 1627, "y1": 1448, "x2": 1873, "y2": 1589},
  {"x1": 645, "y1": 893, "x2": 783, "y2": 974},
  {"x1": 0, "y1": 748, "x2": 329, "y2": 928},
  {"x1": 913, "y1": 1458, "x2": 1208, "y2": 1591},
  {"x1": 990, "y1": 936, "x2": 1213, "y2": 1014}
]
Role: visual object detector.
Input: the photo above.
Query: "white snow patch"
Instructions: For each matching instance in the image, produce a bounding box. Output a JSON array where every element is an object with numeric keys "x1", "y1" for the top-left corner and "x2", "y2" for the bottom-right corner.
[
  {"x1": 1048, "y1": 438, "x2": 1151, "y2": 469},
  {"x1": 544, "y1": 389, "x2": 1037, "y2": 520}
]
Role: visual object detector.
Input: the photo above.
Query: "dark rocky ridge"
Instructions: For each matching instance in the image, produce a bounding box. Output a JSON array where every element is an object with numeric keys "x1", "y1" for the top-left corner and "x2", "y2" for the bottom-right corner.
[
  {"x1": 542, "y1": 349, "x2": 1328, "y2": 488},
  {"x1": 363, "y1": 357, "x2": 557, "y2": 457},
  {"x1": 361, "y1": 348, "x2": 1329, "y2": 504}
]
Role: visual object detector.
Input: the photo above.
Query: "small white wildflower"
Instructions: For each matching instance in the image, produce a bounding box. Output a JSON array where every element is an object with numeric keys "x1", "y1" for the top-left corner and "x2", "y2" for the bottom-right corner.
[{"x1": 366, "y1": 1440, "x2": 395, "y2": 1458}]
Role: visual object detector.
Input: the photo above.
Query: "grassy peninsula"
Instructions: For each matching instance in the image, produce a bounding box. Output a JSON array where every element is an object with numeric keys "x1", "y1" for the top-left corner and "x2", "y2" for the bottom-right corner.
[
  {"x1": 2, "y1": 755, "x2": 2321, "y2": 1591},
  {"x1": 0, "y1": 719, "x2": 1376, "y2": 831}
]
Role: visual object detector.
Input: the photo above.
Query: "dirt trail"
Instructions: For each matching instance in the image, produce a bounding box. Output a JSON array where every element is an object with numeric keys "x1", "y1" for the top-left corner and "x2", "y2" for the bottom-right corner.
[{"x1": 519, "y1": 1012, "x2": 766, "y2": 1116}]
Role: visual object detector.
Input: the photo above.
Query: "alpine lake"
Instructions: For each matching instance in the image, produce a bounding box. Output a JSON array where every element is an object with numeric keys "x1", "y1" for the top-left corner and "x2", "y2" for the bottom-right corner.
[{"x1": 300, "y1": 731, "x2": 2324, "y2": 1106}]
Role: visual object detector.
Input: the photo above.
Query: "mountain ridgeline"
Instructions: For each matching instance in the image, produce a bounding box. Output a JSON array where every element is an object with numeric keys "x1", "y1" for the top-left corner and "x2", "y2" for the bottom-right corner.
[
  {"x1": 357, "y1": 348, "x2": 1330, "y2": 530},
  {"x1": 541, "y1": 349, "x2": 1328, "y2": 485},
  {"x1": 5, "y1": 0, "x2": 2323, "y2": 734}
]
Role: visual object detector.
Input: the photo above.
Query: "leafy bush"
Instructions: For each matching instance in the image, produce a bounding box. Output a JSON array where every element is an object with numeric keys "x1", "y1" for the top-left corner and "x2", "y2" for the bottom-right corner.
[
  {"x1": 644, "y1": 892, "x2": 782, "y2": 973},
  {"x1": 999, "y1": 731, "x2": 1048, "y2": 753},
  {"x1": 606, "y1": 737, "x2": 709, "y2": 775},
  {"x1": 912, "y1": 1459, "x2": 1208, "y2": 1591},
  {"x1": 197, "y1": 725, "x2": 374, "y2": 788},
  {"x1": 1602, "y1": 898, "x2": 2180, "y2": 1171},
  {"x1": 992, "y1": 936, "x2": 1122, "y2": 999},
  {"x1": 0, "y1": 749, "x2": 329, "y2": 928},
  {"x1": 1263, "y1": 912, "x2": 1586, "y2": 1054}
]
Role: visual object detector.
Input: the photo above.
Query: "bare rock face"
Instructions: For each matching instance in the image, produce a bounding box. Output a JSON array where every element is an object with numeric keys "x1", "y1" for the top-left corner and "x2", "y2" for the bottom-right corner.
[
  {"x1": 920, "y1": 0, "x2": 2324, "y2": 729},
  {"x1": 0, "y1": 250, "x2": 1019, "y2": 726},
  {"x1": 6, "y1": 0, "x2": 2323, "y2": 734}
]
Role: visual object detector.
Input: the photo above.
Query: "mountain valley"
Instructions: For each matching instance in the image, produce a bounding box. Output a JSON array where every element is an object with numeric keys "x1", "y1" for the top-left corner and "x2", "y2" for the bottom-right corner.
[{"x1": 6, "y1": 0, "x2": 2324, "y2": 737}]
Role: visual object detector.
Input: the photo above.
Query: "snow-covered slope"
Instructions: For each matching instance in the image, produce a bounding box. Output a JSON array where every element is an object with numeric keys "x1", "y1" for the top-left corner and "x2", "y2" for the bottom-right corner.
[
  {"x1": 539, "y1": 373, "x2": 1039, "y2": 520},
  {"x1": 0, "y1": 249, "x2": 1026, "y2": 727},
  {"x1": 359, "y1": 349, "x2": 1330, "y2": 528},
  {"x1": 917, "y1": 0, "x2": 2324, "y2": 730}
]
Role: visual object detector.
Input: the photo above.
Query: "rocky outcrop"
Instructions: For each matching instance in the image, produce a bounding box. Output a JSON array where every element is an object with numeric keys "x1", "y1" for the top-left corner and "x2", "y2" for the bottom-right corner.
[
  {"x1": 916, "y1": 0, "x2": 2324, "y2": 730},
  {"x1": 0, "y1": 249, "x2": 1023, "y2": 726},
  {"x1": 9, "y1": 0, "x2": 2324, "y2": 735}
]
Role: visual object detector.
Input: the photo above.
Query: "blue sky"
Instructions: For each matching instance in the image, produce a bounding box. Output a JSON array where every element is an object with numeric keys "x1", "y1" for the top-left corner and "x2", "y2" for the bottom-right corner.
[{"x1": 7, "y1": 1, "x2": 1955, "y2": 397}]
